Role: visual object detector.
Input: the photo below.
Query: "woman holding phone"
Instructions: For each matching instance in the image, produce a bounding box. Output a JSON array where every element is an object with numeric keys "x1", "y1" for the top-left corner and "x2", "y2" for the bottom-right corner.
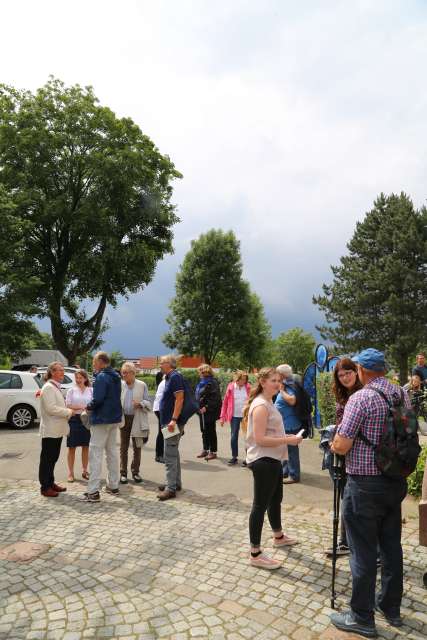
[{"x1": 243, "y1": 367, "x2": 304, "y2": 570}]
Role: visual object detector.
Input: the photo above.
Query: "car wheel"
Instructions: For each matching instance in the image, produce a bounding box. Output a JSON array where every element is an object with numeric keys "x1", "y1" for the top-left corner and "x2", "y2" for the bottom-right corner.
[{"x1": 7, "y1": 404, "x2": 36, "y2": 429}]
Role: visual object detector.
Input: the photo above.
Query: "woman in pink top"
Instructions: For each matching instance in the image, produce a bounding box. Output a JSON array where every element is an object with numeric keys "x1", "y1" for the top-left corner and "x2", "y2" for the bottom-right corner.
[
  {"x1": 220, "y1": 370, "x2": 251, "y2": 465},
  {"x1": 243, "y1": 367, "x2": 304, "y2": 570}
]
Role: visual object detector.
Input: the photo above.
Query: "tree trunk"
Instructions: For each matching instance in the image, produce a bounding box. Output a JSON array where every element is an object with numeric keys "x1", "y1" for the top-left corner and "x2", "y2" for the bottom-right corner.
[{"x1": 398, "y1": 354, "x2": 408, "y2": 386}]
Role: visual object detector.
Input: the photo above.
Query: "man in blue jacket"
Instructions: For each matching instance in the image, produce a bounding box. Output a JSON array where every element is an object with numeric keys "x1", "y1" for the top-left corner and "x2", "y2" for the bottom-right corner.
[{"x1": 81, "y1": 351, "x2": 123, "y2": 503}]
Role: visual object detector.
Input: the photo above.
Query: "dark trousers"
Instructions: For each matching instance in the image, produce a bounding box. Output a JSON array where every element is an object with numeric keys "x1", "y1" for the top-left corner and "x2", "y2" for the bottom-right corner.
[
  {"x1": 120, "y1": 415, "x2": 141, "y2": 475},
  {"x1": 230, "y1": 417, "x2": 242, "y2": 458},
  {"x1": 249, "y1": 457, "x2": 283, "y2": 546},
  {"x1": 39, "y1": 437, "x2": 63, "y2": 491},
  {"x1": 343, "y1": 475, "x2": 407, "y2": 624},
  {"x1": 154, "y1": 411, "x2": 164, "y2": 458},
  {"x1": 199, "y1": 414, "x2": 217, "y2": 453}
]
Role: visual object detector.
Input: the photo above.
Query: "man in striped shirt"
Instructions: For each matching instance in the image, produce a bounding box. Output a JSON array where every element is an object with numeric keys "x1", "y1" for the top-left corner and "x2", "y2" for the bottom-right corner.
[{"x1": 329, "y1": 349, "x2": 409, "y2": 638}]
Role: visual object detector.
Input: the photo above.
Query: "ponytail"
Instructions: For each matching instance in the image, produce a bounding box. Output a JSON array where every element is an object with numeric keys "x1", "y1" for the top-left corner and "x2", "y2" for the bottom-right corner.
[{"x1": 241, "y1": 367, "x2": 277, "y2": 432}]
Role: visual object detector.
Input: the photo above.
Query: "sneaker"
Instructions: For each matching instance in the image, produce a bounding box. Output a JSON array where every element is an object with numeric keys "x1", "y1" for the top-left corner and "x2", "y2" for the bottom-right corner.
[
  {"x1": 330, "y1": 611, "x2": 377, "y2": 638},
  {"x1": 132, "y1": 474, "x2": 143, "y2": 484},
  {"x1": 273, "y1": 534, "x2": 298, "y2": 547},
  {"x1": 120, "y1": 474, "x2": 128, "y2": 484},
  {"x1": 104, "y1": 486, "x2": 120, "y2": 495},
  {"x1": 197, "y1": 450, "x2": 208, "y2": 458},
  {"x1": 228, "y1": 458, "x2": 238, "y2": 465},
  {"x1": 375, "y1": 604, "x2": 403, "y2": 627},
  {"x1": 326, "y1": 543, "x2": 350, "y2": 557},
  {"x1": 80, "y1": 491, "x2": 100, "y2": 502},
  {"x1": 41, "y1": 487, "x2": 58, "y2": 498},
  {"x1": 250, "y1": 552, "x2": 281, "y2": 570},
  {"x1": 241, "y1": 460, "x2": 248, "y2": 467}
]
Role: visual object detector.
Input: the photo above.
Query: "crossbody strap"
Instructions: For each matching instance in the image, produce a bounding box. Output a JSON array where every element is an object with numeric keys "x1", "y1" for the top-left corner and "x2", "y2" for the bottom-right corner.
[{"x1": 356, "y1": 386, "x2": 393, "y2": 448}]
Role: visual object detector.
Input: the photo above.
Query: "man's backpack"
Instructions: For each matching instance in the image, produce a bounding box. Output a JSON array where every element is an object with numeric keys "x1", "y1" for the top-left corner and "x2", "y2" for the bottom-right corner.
[
  {"x1": 177, "y1": 377, "x2": 199, "y2": 427},
  {"x1": 292, "y1": 381, "x2": 314, "y2": 438},
  {"x1": 358, "y1": 387, "x2": 421, "y2": 478}
]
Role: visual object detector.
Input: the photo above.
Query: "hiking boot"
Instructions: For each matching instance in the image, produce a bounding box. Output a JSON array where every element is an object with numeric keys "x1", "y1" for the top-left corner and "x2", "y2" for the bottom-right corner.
[
  {"x1": 375, "y1": 604, "x2": 403, "y2": 627},
  {"x1": 330, "y1": 611, "x2": 377, "y2": 637},
  {"x1": 52, "y1": 483, "x2": 66, "y2": 492},
  {"x1": 80, "y1": 491, "x2": 100, "y2": 503},
  {"x1": 250, "y1": 552, "x2": 281, "y2": 570},
  {"x1": 158, "y1": 489, "x2": 176, "y2": 501},
  {"x1": 120, "y1": 474, "x2": 128, "y2": 484},
  {"x1": 197, "y1": 450, "x2": 208, "y2": 458},
  {"x1": 41, "y1": 487, "x2": 58, "y2": 498}
]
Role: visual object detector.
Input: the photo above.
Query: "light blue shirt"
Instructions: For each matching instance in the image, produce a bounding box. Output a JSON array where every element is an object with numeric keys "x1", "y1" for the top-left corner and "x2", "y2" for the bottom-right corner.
[{"x1": 124, "y1": 385, "x2": 134, "y2": 415}]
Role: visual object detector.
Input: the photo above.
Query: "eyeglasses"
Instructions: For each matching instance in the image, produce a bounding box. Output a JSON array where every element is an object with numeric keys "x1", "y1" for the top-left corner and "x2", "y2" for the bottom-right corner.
[{"x1": 337, "y1": 370, "x2": 356, "y2": 380}]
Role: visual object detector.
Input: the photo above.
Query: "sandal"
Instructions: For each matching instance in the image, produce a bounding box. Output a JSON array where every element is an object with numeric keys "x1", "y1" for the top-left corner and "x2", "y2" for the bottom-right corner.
[
  {"x1": 67, "y1": 475, "x2": 75, "y2": 483},
  {"x1": 82, "y1": 471, "x2": 90, "y2": 480}
]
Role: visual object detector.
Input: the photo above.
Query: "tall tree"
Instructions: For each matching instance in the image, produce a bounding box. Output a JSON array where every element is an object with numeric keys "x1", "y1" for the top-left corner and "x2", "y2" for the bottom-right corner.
[
  {"x1": 0, "y1": 78, "x2": 181, "y2": 362},
  {"x1": 313, "y1": 193, "x2": 427, "y2": 382},
  {"x1": 272, "y1": 328, "x2": 316, "y2": 373},
  {"x1": 164, "y1": 229, "x2": 269, "y2": 364}
]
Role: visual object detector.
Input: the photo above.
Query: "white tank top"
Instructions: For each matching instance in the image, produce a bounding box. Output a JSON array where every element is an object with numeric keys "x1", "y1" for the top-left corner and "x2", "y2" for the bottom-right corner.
[{"x1": 246, "y1": 396, "x2": 287, "y2": 464}]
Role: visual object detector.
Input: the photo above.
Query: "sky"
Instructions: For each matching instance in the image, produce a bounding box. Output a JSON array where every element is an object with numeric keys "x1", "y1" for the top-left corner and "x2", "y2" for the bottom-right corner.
[{"x1": 2, "y1": 0, "x2": 427, "y2": 357}]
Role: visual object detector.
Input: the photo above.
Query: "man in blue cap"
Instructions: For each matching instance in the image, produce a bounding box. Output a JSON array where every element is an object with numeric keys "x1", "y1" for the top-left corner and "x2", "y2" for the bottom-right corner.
[{"x1": 329, "y1": 348, "x2": 410, "y2": 638}]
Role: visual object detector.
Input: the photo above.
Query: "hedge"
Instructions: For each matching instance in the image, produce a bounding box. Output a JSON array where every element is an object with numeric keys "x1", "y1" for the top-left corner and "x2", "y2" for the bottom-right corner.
[
  {"x1": 317, "y1": 372, "x2": 336, "y2": 426},
  {"x1": 407, "y1": 445, "x2": 427, "y2": 498},
  {"x1": 137, "y1": 369, "x2": 257, "y2": 397}
]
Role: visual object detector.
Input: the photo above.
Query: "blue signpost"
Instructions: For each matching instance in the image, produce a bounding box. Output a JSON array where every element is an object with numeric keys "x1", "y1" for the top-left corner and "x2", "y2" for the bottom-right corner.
[{"x1": 303, "y1": 344, "x2": 340, "y2": 428}]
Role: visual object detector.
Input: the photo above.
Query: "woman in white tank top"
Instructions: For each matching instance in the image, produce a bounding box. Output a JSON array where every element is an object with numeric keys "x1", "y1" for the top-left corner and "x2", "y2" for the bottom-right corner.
[{"x1": 243, "y1": 367, "x2": 304, "y2": 570}]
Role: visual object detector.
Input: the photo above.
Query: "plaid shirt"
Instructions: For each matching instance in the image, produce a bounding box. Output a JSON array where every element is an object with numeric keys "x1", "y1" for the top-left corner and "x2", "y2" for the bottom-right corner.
[{"x1": 337, "y1": 376, "x2": 411, "y2": 475}]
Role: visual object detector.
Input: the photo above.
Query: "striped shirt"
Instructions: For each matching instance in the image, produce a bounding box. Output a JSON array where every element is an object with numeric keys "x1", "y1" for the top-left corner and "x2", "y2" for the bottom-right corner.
[{"x1": 337, "y1": 376, "x2": 410, "y2": 476}]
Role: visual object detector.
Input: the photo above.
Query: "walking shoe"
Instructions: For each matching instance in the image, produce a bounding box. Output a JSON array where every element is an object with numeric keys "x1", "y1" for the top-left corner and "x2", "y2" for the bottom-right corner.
[
  {"x1": 52, "y1": 483, "x2": 67, "y2": 492},
  {"x1": 120, "y1": 474, "x2": 128, "y2": 484},
  {"x1": 132, "y1": 474, "x2": 143, "y2": 483},
  {"x1": 80, "y1": 491, "x2": 100, "y2": 502},
  {"x1": 283, "y1": 477, "x2": 300, "y2": 484},
  {"x1": 158, "y1": 485, "x2": 182, "y2": 492},
  {"x1": 197, "y1": 450, "x2": 208, "y2": 458},
  {"x1": 206, "y1": 452, "x2": 217, "y2": 461},
  {"x1": 330, "y1": 611, "x2": 377, "y2": 638},
  {"x1": 273, "y1": 534, "x2": 298, "y2": 547},
  {"x1": 250, "y1": 552, "x2": 281, "y2": 570},
  {"x1": 104, "y1": 486, "x2": 120, "y2": 495},
  {"x1": 158, "y1": 489, "x2": 176, "y2": 501},
  {"x1": 41, "y1": 487, "x2": 58, "y2": 498},
  {"x1": 325, "y1": 543, "x2": 350, "y2": 557},
  {"x1": 375, "y1": 604, "x2": 403, "y2": 627},
  {"x1": 228, "y1": 458, "x2": 238, "y2": 465}
]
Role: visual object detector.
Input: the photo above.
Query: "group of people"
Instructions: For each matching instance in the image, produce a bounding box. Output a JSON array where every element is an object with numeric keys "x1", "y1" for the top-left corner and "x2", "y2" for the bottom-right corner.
[{"x1": 37, "y1": 348, "x2": 422, "y2": 638}]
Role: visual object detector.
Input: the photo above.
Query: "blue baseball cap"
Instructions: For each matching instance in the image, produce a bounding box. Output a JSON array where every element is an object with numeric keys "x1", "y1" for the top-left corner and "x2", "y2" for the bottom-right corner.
[{"x1": 352, "y1": 348, "x2": 386, "y2": 371}]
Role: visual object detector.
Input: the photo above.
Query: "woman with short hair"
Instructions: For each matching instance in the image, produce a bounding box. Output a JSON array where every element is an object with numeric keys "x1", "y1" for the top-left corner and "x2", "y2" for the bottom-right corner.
[
  {"x1": 220, "y1": 370, "x2": 251, "y2": 465},
  {"x1": 196, "y1": 364, "x2": 222, "y2": 460},
  {"x1": 65, "y1": 369, "x2": 92, "y2": 482}
]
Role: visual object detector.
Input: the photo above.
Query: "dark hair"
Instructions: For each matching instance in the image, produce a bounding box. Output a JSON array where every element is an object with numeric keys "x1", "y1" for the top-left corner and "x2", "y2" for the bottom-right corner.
[
  {"x1": 75, "y1": 369, "x2": 91, "y2": 387},
  {"x1": 332, "y1": 358, "x2": 363, "y2": 406}
]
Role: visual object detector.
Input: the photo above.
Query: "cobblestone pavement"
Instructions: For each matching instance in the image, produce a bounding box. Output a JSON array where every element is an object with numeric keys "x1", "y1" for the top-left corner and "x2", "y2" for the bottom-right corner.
[{"x1": 0, "y1": 479, "x2": 426, "y2": 640}]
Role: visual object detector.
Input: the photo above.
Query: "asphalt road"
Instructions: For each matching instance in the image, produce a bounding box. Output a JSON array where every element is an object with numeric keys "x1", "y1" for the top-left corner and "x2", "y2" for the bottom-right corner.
[{"x1": 0, "y1": 413, "x2": 420, "y2": 517}]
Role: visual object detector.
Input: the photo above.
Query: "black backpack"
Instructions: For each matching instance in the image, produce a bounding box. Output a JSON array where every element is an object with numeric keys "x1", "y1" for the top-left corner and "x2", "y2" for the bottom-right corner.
[
  {"x1": 177, "y1": 377, "x2": 199, "y2": 427},
  {"x1": 292, "y1": 381, "x2": 314, "y2": 438},
  {"x1": 358, "y1": 387, "x2": 421, "y2": 478}
]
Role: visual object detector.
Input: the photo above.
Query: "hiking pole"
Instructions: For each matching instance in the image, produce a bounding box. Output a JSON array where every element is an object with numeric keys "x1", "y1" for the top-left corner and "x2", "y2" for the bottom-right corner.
[{"x1": 331, "y1": 453, "x2": 344, "y2": 609}]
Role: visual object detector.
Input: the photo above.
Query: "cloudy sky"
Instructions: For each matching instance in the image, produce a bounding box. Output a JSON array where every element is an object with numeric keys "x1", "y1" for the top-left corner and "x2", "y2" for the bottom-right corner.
[{"x1": 3, "y1": 1, "x2": 427, "y2": 356}]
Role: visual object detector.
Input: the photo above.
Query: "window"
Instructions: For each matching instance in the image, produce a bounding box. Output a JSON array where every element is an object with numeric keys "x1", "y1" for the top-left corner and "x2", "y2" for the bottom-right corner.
[
  {"x1": 0, "y1": 373, "x2": 13, "y2": 389},
  {"x1": 10, "y1": 375, "x2": 23, "y2": 389}
]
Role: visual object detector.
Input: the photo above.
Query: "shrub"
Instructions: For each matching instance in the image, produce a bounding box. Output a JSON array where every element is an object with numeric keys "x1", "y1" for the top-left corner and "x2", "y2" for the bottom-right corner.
[
  {"x1": 317, "y1": 372, "x2": 336, "y2": 426},
  {"x1": 136, "y1": 374, "x2": 157, "y2": 393},
  {"x1": 407, "y1": 445, "x2": 427, "y2": 498}
]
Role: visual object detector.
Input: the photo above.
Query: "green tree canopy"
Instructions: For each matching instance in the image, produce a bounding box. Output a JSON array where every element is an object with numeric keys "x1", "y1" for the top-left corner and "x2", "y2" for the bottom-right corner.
[
  {"x1": 313, "y1": 192, "x2": 427, "y2": 382},
  {"x1": 0, "y1": 77, "x2": 181, "y2": 363},
  {"x1": 272, "y1": 327, "x2": 316, "y2": 374},
  {"x1": 164, "y1": 229, "x2": 271, "y2": 364}
]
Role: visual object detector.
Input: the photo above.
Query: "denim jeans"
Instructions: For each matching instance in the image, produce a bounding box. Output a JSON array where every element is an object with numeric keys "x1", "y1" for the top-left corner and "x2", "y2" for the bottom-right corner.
[
  {"x1": 230, "y1": 417, "x2": 242, "y2": 458},
  {"x1": 282, "y1": 441, "x2": 300, "y2": 481},
  {"x1": 343, "y1": 474, "x2": 407, "y2": 624}
]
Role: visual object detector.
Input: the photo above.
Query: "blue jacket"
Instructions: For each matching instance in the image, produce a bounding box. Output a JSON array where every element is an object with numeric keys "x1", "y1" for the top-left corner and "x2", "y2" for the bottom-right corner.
[{"x1": 87, "y1": 366, "x2": 123, "y2": 425}]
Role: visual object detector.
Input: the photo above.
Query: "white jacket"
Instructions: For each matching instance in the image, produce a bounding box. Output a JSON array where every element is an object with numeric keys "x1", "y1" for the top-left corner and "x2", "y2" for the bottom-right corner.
[
  {"x1": 39, "y1": 381, "x2": 72, "y2": 438},
  {"x1": 121, "y1": 379, "x2": 151, "y2": 437}
]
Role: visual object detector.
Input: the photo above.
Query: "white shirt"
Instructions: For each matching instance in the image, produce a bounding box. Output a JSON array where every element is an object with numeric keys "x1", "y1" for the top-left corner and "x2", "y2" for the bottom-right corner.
[
  {"x1": 153, "y1": 379, "x2": 166, "y2": 412},
  {"x1": 233, "y1": 384, "x2": 247, "y2": 418},
  {"x1": 66, "y1": 386, "x2": 93, "y2": 414}
]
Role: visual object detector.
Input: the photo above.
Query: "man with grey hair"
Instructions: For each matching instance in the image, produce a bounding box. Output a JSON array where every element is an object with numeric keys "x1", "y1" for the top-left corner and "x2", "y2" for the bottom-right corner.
[
  {"x1": 275, "y1": 364, "x2": 303, "y2": 484},
  {"x1": 158, "y1": 355, "x2": 185, "y2": 500}
]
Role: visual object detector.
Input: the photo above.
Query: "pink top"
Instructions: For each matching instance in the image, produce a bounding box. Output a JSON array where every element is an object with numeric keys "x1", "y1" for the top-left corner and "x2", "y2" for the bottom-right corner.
[
  {"x1": 246, "y1": 396, "x2": 288, "y2": 464},
  {"x1": 220, "y1": 381, "x2": 251, "y2": 422}
]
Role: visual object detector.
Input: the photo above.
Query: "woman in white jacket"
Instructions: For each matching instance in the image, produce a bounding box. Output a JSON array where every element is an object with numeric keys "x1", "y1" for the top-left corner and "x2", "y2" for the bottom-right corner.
[
  {"x1": 39, "y1": 362, "x2": 76, "y2": 497},
  {"x1": 120, "y1": 362, "x2": 152, "y2": 484}
]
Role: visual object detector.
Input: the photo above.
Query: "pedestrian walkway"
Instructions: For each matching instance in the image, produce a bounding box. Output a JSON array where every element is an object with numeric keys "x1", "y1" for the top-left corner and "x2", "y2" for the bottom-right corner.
[{"x1": 0, "y1": 479, "x2": 425, "y2": 640}]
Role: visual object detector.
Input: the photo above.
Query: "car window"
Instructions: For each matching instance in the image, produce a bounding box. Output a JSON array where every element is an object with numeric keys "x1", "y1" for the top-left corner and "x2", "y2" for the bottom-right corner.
[
  {"x1": 33, "y1": 375, "x2": 43, "y2": 388},
  {"x1": 62, "y1": 375, "x2": 72, "y2": 384},
  {"x1": 10, "y1": 374, "x2": 23, "y2": 389},
  {"x1": 0, "y1": 373, "x2": 13, "y2": 389}
]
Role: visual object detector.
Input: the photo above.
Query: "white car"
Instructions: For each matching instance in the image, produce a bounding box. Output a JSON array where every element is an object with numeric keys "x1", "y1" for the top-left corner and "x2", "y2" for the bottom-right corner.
[{"x1": 0, "y1": 370, "x2": 41, "y2": 429}]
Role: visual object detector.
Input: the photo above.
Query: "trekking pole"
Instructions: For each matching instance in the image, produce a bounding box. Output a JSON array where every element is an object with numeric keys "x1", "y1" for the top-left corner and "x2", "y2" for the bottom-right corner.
[{"x1": 331, "y1": 454, "x2": 343, "y2": 609}]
